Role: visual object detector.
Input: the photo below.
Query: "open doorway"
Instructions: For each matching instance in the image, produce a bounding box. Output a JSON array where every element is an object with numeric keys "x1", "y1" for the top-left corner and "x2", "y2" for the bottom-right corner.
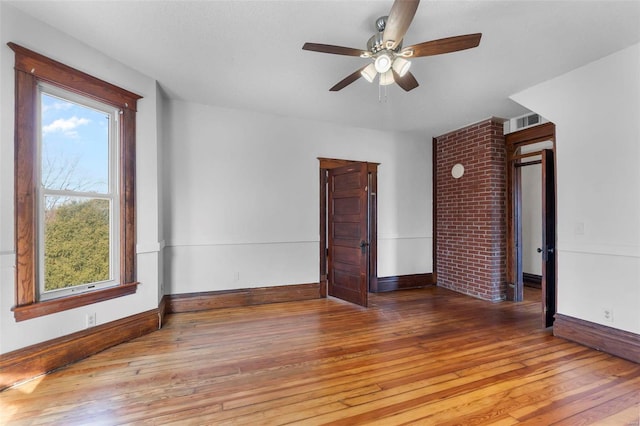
[
  {"x1": 521, "y1": 163, "x2": 543, "y2": 289},
  {"x1": 318, "y1": 158, "x2": 379, "y2": 307},
  {"x1": 506, "y1": 123, "x2": 557, "y2": 328}
]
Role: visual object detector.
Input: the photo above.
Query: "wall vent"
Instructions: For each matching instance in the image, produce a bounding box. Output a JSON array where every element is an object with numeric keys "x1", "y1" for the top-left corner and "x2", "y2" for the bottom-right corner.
[{"x1": 504, "y1": 113, "x2": 548, "y2": 134}]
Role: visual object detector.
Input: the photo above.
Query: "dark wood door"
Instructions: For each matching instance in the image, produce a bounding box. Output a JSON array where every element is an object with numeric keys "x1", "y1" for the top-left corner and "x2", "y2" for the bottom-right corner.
[
  {"x1": 328, "y1": 162, "x2": 369, "y2": 307},
  {"x1": 541, "y1": 149, "x2": 557, "y2": 327}
]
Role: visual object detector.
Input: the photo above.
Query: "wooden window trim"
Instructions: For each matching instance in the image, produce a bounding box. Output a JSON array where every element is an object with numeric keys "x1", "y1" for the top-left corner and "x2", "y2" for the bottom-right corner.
[{"x1": 8, "y1": 42, "x2": 142, "y2": 321}]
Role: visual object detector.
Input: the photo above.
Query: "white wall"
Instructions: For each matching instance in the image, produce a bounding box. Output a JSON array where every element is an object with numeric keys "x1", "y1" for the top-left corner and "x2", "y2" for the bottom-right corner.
[
  {"x1": 521, "y1": 165, "x2": 542, "y2": 276},
  {"x1": 162, "y1": 100, "x2": 432, "y2": 294},
  {"x1": 155, "y1": 83, "x2": 168, "y2": 302},
  {"x1": 0, "y1": 4, "x2": 163, "y2": 353},
  {"x1": 512, "y1": 43, "x2": 640, "y2": 334}
]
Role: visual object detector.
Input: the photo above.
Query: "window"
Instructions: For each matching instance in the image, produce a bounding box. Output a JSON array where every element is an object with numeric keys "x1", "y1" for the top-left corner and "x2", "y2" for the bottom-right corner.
[
  {"x1": 9, "y1": 42, "x2": 142, "y2": 321},
  {"x1": 39, "y1": 86, "x2": 120, "y2": 300}
]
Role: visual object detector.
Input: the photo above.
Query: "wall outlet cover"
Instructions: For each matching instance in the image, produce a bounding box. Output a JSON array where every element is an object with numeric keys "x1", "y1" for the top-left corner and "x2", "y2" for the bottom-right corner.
[{"x1": 86, "y1": 313, "x2": 97, "y2": 328}]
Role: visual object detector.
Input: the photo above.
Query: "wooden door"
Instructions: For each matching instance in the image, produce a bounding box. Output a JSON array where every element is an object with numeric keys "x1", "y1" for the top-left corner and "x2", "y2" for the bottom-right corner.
[
  {"x1": 541, "y1": 149, "x2": 557, "y2": 327},
  {"x1": 328, "y1": 163, "x2": 369, "y2": 307}
]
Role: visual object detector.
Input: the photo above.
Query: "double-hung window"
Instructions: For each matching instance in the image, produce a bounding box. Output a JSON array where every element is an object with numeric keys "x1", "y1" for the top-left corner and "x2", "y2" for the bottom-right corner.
[
  {"x1": 9, "y1": 43, "x2": 142, "y2": 321},
  {"x1": 38, "y1": 85, "x2": 120, "y2": 300}
]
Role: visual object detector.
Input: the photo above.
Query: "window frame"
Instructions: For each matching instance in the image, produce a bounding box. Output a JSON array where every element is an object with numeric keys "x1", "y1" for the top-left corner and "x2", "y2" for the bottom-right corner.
[{"x1": 9, "y1": 42, "x2": 142, "y2": 321}]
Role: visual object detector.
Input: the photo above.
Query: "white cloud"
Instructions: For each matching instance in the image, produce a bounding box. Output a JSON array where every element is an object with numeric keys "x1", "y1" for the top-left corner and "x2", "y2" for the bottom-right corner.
[
  {"x1": 43, "y1": 116, "x2": 90, "y2": 135},
  {"x1": 42, "y1": 101, "x2": 73, "y2": 113}
]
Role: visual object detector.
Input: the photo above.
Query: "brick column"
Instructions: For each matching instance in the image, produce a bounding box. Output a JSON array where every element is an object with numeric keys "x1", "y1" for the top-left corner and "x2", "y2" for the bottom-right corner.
[{"x1": 434, "y1": 118, "x2": 506, "y2": 301}]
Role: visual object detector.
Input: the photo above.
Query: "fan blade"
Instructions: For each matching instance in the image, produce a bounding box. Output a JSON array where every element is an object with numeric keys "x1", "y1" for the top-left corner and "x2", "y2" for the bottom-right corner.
[
  {"x1": 302, "y1": 42, "x2": 367, "y2": 57},
  {"x1": 401, "y1": 33, "x2": 482, "y2": 58},
  {"x1": 329, "y1": 66, "x2": 368, "y2": 91},
  {"x1": 383, "y1": 0, "x2": 420, "y2": 50},
  {"x1": 392, "y1": 70, "x2": 419, "y2": 92}
]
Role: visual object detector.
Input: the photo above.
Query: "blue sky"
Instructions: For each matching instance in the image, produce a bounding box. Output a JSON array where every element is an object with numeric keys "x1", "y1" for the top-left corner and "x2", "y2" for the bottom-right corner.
[{"x1": 41, "y1": 93, "x2": 110, "y2": 194}]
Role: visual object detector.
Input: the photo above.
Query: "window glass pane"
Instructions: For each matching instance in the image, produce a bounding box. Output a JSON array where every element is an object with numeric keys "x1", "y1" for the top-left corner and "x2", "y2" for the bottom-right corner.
[
  {"x1": 516, "y1": 152, "x2": 542, "y2": 163},
  {"x1": 40, "y1": 93, "x2": 110, "y2": 194},
  {"x1": 520, "y1": 140, "x2": 554, "y2": 154},
  {"x1": 43, "y1": 196, "x2": 111, "y2": 292}
]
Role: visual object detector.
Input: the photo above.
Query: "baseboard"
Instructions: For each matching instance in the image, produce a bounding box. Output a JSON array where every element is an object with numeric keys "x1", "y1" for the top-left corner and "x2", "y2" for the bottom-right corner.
[
  {"x1": 372, "y1": 273, "x2": 434, "y2": 293},
  {"x1": 523, "y1": 273, "x2": 542, "y2": 288},
  {"x1": 0, "y1": 308, "x2": 160, "y2": 391},
  {"x1": 166, "y1": 282, "x2": 322, "y2": 313},
  {"x1": 554, "y1": 314, "x2": 640, "y2": 364}
]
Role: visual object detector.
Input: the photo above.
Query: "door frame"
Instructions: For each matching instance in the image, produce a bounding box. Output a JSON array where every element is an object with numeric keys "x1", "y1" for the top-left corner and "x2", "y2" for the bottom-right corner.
[
  {"x1": 505, "y1": 122, "x2": 556, "y2": 307},
  {"x1": 318, "y1": 158, "x2": 379, "y2": 297}
]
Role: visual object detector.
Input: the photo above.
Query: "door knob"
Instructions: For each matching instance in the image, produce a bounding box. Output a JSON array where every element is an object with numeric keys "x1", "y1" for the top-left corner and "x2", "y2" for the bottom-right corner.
[{"x1": 537, "y1": 246, "x2": 554, "y2": 261}]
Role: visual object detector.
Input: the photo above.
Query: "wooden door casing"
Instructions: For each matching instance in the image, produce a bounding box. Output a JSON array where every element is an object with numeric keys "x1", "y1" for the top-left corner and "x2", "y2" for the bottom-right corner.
[
  {"x1": 319, "y1": 158, "x2": 378, "y2": 303},
  {"x1": 505, "y1": 122, "x2": 555, "y2": 302}
]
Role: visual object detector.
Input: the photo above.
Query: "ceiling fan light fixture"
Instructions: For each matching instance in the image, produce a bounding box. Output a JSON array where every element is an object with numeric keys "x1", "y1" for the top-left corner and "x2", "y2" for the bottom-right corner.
[
  {"x1": 302, "y1": 0, "x2": 483, "y2": 93},
  {"x1": 392, "y1": 57, "x2": 411, "y2": 77},
  {"x1": 379, "y1": 69, "x2": 394, "y2": 86},
  {"x1": 374, "y1": 53, "x2": 392, "y2": 73},
  {"x1": 361, "y1": 63, "x2": 377, "y2": 83}
]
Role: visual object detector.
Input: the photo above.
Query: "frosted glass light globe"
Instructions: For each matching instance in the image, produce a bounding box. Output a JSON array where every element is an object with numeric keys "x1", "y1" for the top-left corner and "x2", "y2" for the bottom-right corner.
[{"x1": 374, "y1": 54, "x2": 392, "y2": 73}]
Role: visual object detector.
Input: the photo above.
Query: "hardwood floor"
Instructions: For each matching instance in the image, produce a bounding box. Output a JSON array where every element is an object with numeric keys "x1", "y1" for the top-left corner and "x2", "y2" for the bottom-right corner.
[{"x1": 1, "y1": 286, "x2": 639, "y2": 425}]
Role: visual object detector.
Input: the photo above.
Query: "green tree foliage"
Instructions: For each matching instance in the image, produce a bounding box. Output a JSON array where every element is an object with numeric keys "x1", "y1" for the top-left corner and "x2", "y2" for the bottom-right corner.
[{"x1": 44, "y1": 198, "x2": 110, "y2": 291}]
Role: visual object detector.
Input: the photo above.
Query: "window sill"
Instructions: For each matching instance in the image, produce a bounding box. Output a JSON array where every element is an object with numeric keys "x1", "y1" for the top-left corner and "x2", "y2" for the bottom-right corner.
[{"x1": 12, "y1": 282, "x2": 139, "y2": 322}]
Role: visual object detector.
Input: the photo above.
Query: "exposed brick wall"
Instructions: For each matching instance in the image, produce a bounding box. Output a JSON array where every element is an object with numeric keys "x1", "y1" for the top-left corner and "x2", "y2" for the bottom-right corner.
[{"x1": 434, "y1": 118, "x2": 507, "y2": 301}]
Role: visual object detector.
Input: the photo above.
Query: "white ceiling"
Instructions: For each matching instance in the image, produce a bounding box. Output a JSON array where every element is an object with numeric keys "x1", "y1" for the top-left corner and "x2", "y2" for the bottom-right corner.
[{"x1": 7, "y1": 0, "x2": 640, "y2": 137}]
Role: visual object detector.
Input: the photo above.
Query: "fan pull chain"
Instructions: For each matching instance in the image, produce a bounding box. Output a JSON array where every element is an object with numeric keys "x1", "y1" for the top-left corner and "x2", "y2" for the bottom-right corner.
[{"x1": 378, "y1": 82, "x2": 388, "y2": 103}]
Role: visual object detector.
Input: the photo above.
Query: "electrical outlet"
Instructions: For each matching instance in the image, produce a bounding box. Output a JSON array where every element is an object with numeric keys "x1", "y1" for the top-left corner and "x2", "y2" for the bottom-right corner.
[
  {"x1": 86, "y1": 313, "x2": 96, "y2": 328},
  {"x1": 602, "y1": 308, "x2": 613, "y2": 323},
  {"x1": 234, "y1": 272, "x2": 240, "y2": 282}
]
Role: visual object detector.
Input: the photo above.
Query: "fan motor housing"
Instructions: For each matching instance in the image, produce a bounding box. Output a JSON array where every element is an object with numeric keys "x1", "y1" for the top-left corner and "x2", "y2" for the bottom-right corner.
[{"x1": 367, "y1": 16, "x2": 402, "y2": 53}]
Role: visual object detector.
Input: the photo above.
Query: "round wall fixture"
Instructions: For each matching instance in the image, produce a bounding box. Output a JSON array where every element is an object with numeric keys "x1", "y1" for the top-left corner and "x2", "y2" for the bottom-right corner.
[{"x1": 451, "y1": 163, "x2": 465, "y2": 179}]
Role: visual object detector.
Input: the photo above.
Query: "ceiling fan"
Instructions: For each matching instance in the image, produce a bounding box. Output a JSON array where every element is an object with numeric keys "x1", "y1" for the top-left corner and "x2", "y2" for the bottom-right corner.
[{"x1": 302, "y1": 0, "x2": 482, "y2": 92}]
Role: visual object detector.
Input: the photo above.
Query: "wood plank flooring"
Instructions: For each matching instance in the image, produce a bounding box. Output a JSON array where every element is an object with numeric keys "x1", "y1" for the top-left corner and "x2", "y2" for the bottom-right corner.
[{"x1": 1, "y1": 286, "x2": 639, "y2": 425}]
